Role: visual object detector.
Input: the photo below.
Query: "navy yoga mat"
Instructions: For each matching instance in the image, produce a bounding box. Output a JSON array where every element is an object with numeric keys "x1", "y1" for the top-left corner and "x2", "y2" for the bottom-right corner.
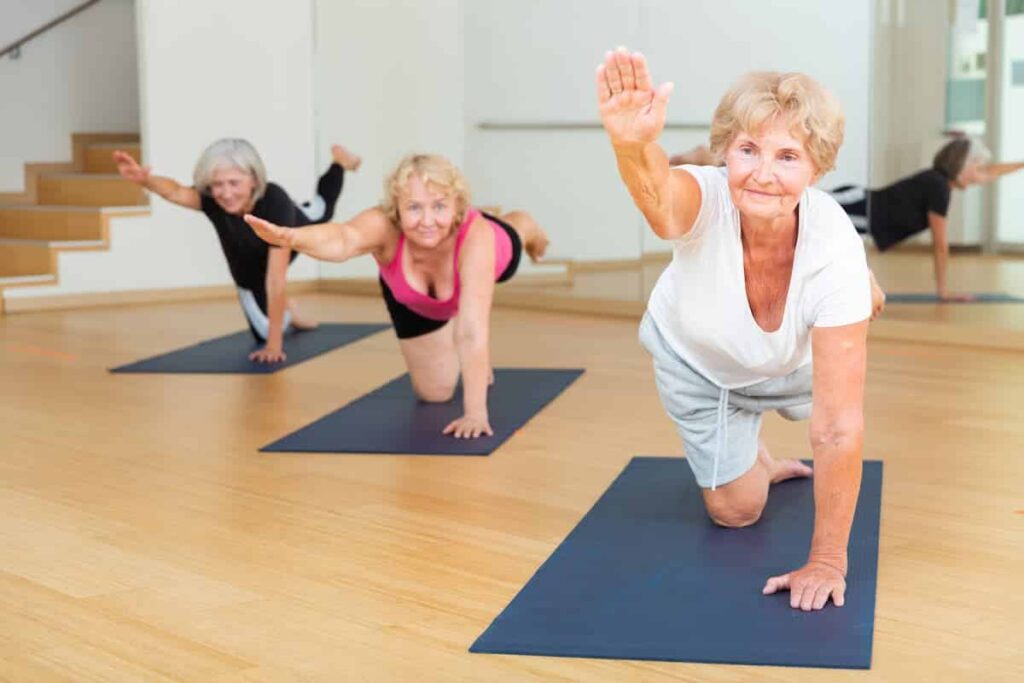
[
  {"x1": 886, "y1": 292, "x2": 1024, "y2": 303},
  {"x1": 472, "y1": 457, "x2": 883, "y2": 670},
  {"x1": 110, "y1": 323, "x2": 388, "y2": 374},
  {"x1": 262, "y1": 368, "x2": 584, "y2": 455}
]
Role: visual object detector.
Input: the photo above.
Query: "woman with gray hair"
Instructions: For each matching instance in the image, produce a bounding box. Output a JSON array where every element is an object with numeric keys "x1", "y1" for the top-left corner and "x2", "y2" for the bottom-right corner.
[
  {"x1": 113, "y1": 139, "x2": 362, "y2": 363},
  {"x1": 831, "y1": 135, "x2": 1024, "y2": 301},
  {"x1": 598, "y1": 47, "x2": 870, "y2": 611}
]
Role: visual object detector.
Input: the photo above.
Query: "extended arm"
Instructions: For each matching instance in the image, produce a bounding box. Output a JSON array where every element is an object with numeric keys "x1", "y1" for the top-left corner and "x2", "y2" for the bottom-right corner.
[
  {"x1": 244, "y1": 207, "x2": 392, "y2": 263},
  {"x1": 112, "y1": 150, "x2": 200, "y2": 210},
  {"x1": 247, "y1": 246, "x2": 292, "y2": 363},
  {"x1": 764, "y1": 320, "x2": 868, "y2": 610},
  {"x1": 977, "y1": 160, "x2": 1024, "y2": 183},
  {"x1": 597, "y1": 48, "x2": 701, "y2": 238},
  {"x1": 443, "y1": 217, "x2": 496, "y2": 439}
]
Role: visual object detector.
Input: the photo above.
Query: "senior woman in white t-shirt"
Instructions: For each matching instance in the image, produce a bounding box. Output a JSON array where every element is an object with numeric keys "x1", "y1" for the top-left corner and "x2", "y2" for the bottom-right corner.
[{"x1": 598, "y1": 48, "x2": 871, "y2": 612}]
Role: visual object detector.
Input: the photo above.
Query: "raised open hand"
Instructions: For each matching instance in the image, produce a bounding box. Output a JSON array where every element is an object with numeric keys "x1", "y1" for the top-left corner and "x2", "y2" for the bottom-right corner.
[
  {"x1": 596, "y1": 47, "x2": 674, "y2": 148},
  {"x1": 112, "y1": 150, "x2": 150, "y2": 185},
  {"x1": 243, "y1": 214, "x2": 294, "y2": 249}
]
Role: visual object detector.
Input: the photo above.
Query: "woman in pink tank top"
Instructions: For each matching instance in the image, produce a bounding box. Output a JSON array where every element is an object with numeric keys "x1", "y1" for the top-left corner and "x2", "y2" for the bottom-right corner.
[{"x1": 245, "y1": 154, "x2": 550, "y2": 439}]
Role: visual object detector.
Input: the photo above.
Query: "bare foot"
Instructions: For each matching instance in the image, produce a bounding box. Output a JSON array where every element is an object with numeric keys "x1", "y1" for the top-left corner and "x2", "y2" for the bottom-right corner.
[
  {"x1": 757, "y1": 439, "x2": 813, "y2": 484},
  {"x1": 287, "y1": 299, "x2": 319, "y2": 330},
  {"x1": 331, "y1": 144, "x2": 362, "y2": 172},
  {"x1": 525, "y1": 232, "x2": 550, "y2": 263},
  {"x1": 292, "y1": 316, "x2": 319, "y2": 331}
]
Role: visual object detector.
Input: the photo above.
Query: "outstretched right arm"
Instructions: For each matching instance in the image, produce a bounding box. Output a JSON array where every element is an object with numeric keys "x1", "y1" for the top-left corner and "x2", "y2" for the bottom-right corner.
[
  {"x1": 244, "y1": 207, "x2": 393, "y2": 263},
  {"x1": 113, "y1": 150, "x2": 200, "y2": 210},
  {"x1": 597, "y1": 48, "x2": 701, "y2": 239}
]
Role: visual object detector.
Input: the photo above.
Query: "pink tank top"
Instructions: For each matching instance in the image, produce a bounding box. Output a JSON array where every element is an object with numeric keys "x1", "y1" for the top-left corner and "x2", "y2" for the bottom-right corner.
[{"x1": 378, "y1": 207, "x2": 514, "y2": 321}]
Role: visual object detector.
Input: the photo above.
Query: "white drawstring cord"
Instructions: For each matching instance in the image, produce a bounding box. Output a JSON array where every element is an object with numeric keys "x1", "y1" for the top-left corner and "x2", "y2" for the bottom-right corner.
[{"x1": 712, "y1": 386, "x2": 729, "y2": 490}]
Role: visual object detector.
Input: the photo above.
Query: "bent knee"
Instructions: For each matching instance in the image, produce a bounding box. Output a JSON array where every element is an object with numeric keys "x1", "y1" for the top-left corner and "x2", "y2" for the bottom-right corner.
[
  {"x1": 413, "y1": 382, "x2": 457, "y2": 403},
  {"x1": 705, "y1": 500, "x2": 765, "y2": 528}
]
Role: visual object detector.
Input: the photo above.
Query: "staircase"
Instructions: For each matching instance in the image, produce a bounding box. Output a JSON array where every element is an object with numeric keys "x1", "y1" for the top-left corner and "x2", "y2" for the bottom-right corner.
[{"x1": 0, "y1": 133, "x2": 149, "y2": 312}]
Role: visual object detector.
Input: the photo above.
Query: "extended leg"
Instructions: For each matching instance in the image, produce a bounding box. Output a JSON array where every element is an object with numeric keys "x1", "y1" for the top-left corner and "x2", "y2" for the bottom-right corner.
[{"x1": 499, "y1": 210, "x2": 550, "y2": 262}]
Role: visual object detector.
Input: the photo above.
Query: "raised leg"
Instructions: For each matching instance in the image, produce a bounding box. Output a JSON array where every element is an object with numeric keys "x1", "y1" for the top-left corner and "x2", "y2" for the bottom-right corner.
[{"x1": 499, "y1": 210, "x2": 549, "y2": 262}]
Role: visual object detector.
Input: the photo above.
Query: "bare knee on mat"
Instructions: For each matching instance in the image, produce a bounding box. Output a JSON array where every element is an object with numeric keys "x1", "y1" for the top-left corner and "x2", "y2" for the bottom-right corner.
[
  {"x1": 413, "y1": 382, "x2": 457, "y2": 403},
  {"x1": 705, "y1": 498, "x2": 766, "y2": 528}
]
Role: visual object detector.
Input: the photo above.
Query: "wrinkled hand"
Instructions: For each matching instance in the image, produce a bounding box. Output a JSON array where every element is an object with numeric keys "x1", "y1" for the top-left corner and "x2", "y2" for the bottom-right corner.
[
  {"x1": 112, "y1": 150, "x2": 150, "y2": 185},
  {"x1": 249, "y1": 345, "x2": 287, "y2": 364},
  {"x1": 596, "y1": 47, "x2": 674, "y2": 148},
  {"x1": 244, "y1": 214, "x2": 294, "y2": 249},
  {"x1": 762, "y1": 560, "x2": 847, "y2": 611},
  {"x1": 443, "y1": 413, "x2": 494, "y2": 439}
]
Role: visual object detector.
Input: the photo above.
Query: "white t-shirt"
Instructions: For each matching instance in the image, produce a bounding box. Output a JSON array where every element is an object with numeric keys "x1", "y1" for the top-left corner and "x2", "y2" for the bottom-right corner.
[{"x1": 646, "y1": 165, "x2": 871, "y2": 389}]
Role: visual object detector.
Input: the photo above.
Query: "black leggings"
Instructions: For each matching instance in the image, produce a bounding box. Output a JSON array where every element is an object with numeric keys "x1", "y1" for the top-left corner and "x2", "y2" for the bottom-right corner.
[
  {"x1": 297, "y1": 163, "x2": 345, "y2": 225},
  {"x1": 829, "y1": 185, "x2": 870, "y2": 235},
  {"x1": 241, "y1": 164, "x2": 345, "y2": 341}
]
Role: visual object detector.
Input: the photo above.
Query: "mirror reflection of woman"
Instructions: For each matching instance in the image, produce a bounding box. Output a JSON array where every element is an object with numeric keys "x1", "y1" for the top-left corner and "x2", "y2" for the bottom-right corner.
[{"x1": 830, "y1": 136, "x2": 1024, "y2": 301}]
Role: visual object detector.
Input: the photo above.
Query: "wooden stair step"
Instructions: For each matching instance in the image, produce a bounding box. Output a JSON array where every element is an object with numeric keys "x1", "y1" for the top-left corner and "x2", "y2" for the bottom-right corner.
[
  {"x1": 36, "y1": 174, "x2": 147, "y2": 207},
  {"x1": 0, "y1": 206, "x2": 106, "y2": 241},
  {"x1": 0, "y1": 273, "x2": 58, "y2": 293},
  {"x1": 82, "y1": 142, "x2": 142, "y2": 174},
  {"x1": 0, "y1": 239, "x2": 54, "y2": 277}
]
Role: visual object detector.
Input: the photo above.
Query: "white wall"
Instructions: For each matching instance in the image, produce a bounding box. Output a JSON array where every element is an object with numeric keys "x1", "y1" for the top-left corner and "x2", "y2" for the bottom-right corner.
[
  {"x1": 314, "y1": 0, "x2": 465, "y2": 278},
  {"x1": 463, "y1": 0, "x2": 871, "y2": 261},
  {"x1": 0, "y1": 0, "x2": 80, "y2": 49},
  {"x1": 996, "y1": 14, "x2": 1024, "y2": 244},
  {"x1": 8, "y1": 0, "x2": 882, "y2": 303},
  {"x1": 0, "y1": 0, "x2": 139, "y2": 191},
  {"x1": 6, "y1": 0, "x2": 319, "y2": 302}
]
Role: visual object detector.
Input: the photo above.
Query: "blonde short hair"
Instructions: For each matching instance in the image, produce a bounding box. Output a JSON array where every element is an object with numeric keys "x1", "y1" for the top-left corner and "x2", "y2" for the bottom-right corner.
[
  {"x1": 380, "y1": 154, "x2": 471, "y2": 226},
  {"x1": 709, "y1": 72, "x2": 845, "y2": 174},
  {"x1": 192, "y1": 138, "x2": 268, "y2": 200}
]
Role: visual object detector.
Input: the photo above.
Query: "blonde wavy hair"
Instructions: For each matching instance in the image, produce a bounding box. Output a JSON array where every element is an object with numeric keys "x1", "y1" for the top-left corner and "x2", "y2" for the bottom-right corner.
[
  {"x1": 709, "y1": 72, "x2": 845, "y2": 175},
  {"x1": 380, "y1": 154, "x2": 471, "y2": 226}
]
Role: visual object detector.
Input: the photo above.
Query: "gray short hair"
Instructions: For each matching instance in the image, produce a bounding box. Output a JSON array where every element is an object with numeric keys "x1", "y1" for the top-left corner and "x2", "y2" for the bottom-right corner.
[
  {"x1": 192, "y1": 138, "x2": 268, "y2": 200},
  {"x1": 932, "y1": 137, "x2": 991, "y2": 180}
]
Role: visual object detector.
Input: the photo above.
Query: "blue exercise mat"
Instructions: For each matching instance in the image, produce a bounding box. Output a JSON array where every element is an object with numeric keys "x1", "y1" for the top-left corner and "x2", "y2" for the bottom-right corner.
[
  {"x1": 262, "y1": 368, "x2": 584, "y2": 455},
  {"x1": 472, "y1": 457, "x2": 883, "y2": 669},
  {"x1": 110, "y1": 323, "x2": 388, "y2": 374},
  {"x1": 886, "y1": 292, "x2": 1024, "y2": 303}
]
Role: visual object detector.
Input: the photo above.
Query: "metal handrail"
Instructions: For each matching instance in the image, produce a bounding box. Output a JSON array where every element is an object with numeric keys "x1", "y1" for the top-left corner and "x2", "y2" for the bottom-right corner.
[{"x1": 1, "y1": 0, "x2": 102, "y2": 60}]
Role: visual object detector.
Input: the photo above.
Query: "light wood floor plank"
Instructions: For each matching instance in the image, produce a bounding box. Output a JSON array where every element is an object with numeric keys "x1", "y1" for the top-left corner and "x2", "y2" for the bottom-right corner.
[{"x1": 2, "y1": 293, "x2": 1023, "y2": 680}]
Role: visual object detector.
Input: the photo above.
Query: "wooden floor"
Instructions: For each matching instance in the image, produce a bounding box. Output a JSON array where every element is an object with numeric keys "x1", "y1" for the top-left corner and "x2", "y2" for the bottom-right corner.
[{"x1": 2, "y1": 292, "x2": 1024, "y2": 681}]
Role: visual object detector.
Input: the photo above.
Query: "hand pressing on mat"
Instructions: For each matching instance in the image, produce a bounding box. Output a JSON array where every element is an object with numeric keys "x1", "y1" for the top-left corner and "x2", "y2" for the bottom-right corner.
[
  {"x1": 938, "y1": 291, "x2": 977, "y2": 303},
  {"x1": 762, "y1": 559, "x2": 846, "y2": 611},
  {"x1": 443, "y1": 413, "x2": 494, "y2": 439},
  {"x1": 249, "y1": 344, "x2": 287, "y2": 364}
]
